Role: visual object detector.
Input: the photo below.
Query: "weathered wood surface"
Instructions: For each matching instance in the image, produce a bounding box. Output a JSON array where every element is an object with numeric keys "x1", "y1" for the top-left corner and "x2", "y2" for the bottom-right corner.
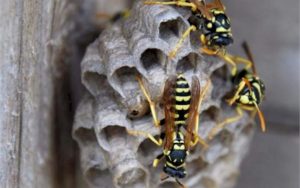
[
  {"x1": 0, "y1": 0, "x2": 56, "y2": 187},
  {"x1": 0, "y1": 0, "x2": 79, "y2": 187},
  {"x1": 0, "y1": 0, "x2": 132, "y2": 187}
]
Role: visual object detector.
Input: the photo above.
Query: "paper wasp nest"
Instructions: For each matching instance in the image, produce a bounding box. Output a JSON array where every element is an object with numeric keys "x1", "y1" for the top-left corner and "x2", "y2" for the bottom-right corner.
[{"x1": 73, "y1": 2, "x2": 254, "y2": 188}]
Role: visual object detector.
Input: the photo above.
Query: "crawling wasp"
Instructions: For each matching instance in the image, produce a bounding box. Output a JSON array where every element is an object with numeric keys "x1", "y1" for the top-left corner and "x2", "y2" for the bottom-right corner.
[
  {"x1": 128, "y1": 74, "x2": 210, "y2": 187},
  {"x1": 144, "y1": 0, "x2": 233, "y2": 58},
  {"x1": 208, "y1": 42, "x2": 266, "y2": 140}
]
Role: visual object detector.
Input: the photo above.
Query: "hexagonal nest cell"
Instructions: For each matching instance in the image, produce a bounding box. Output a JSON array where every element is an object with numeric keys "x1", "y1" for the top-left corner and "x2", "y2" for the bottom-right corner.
[
  {"x1": 176, "y1": 53, "x2": 200, "y2": 73},
  {"x1": 113, "y1": 66, "x2": 140, "y2": 93},
  {"x1": 140, "y1": 49, "x2": 166, "y2": 73},
  {"x1": 159, "y1": 18, "x2": 184, "y2": 42}
]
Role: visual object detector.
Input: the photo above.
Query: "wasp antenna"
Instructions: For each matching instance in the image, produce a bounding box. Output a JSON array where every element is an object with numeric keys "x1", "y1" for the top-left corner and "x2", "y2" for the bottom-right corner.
[
  {"x1": 242, "y1": 41, "x2": 257, "y2": 75},
  {"x1": 242, "y1": 78, "x2": 252, "y2": 91},
  {"x1": 253, "y1": 102, "x2": 266, "y2": 132}
]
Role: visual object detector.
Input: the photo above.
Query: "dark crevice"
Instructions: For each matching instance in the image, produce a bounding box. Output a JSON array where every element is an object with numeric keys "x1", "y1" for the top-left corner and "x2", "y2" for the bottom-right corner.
[
  {"x1": 200, "y1": 106, "x2": 220, "y2": 122},
  {"x1": 52, "y1": 2, "x2": 101, "y2": 188}
]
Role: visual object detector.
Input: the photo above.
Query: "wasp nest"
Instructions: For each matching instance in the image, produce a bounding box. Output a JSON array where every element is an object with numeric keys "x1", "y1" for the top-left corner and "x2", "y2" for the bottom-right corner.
[{"x1": 73, "y1": 1, "x2": 254, "y2": 188}]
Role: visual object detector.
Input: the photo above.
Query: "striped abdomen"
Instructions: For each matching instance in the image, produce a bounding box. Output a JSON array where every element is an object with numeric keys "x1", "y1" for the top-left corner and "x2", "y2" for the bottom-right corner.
[{"x1": 173, "y1": 75, "x2": 191, "y2": 126}]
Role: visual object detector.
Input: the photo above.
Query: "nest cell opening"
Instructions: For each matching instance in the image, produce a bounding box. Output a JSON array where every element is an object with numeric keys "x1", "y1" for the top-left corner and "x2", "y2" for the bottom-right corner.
[
  {"x1": 97, "y1": 125, "x2": 130, "y2": 151},
  {"x1": 73, "y1": 127, "x2": 98, "y2": 146},
  {"x1": 209, "y1": 129, "x2": 234, "y2": 146},
  {"x1": 176, "y1": 53, "x2": 199, "y2": 73},
  {"x1": 218, "y1": 129, "x2": 234, "y2": 146},
  {"x1": 137, "y1": 137, "x2": 162, "y2": 165},
  {"x1": 113, "y1": 66, "x2": 140, "y2": 93},
  {"x1": 200, "y1": 106, "x2": 220, "y2": 122},
  {"x1": 83, "y1": 72, "x2": 107, "y2": 96},
  {"x1": 85, "y1": 168, "x2": 113, "y2": 187},
  {"x1": 159, "y1": 18, "x2": 185, "y2": 44},
  {"x1": 186, "y1": 157, "x2": 208, "y2": 177},
  {"x1": 117, "y1": 168, "x2": 148, "y2": 188},
  {"x1": 241, "y1": 123, "x2": 254, "y2": 135},
  {"x1": 140, "y1": 48, "x2": 166, "y2": 72},
  {"x1": 101, "y1": 126, "x2": 128, "y2": 143}
]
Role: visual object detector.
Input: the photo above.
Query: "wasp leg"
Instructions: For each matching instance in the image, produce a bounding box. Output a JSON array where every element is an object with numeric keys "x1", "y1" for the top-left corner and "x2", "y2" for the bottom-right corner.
[
  {"x1": 227, "y1": 81, "x2": 246, "y2": 105},
  {"x1": 231, "y1": 55, "x2": 252, "y2": 71},
  {"x1": 190, "y1": 134, "x2": 209, "y2": 149},
  {"x1": 144, "y1": 1, "x2": 197, "y2": 11},
  {"x1": 153, "y1": 153, "x2": 164, "y2": 167},
  {"x1": 208, "y1": 107, "x2": 243, "y2": 140},
  {"x1": 160, "y1": 174, "x2": 170, "y2": 181},
  {"x1": 127, "y1": 129, "x2": 163, "y2": 146},
  {"x1": 200, "y1": 34, "x2": 221, "y2": 55},
  {"x1": 218, "y1": 53, "x2": 238, "y2": 76},
  {"x1": 175, "y1": 178, "x2": 187, "y2": 188},
  {"x1": 169, "y1": 25, "x2": 197, "y2": 59},
  {"x1": 200, "y1": 47, "x2": 219, "y2": 55},
  {"x1": 137, "y1": 75, "x2": 160, "y2": 127}
]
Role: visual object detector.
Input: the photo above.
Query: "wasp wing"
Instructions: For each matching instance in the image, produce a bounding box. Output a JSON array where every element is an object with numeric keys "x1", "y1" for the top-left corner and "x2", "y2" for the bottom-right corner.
[
  {"x1": 205, "y1": 0, "x2": 225, "y2": 11},
  {"x1": 214, "y1": 0, "x2": 226, "y2": 11},
  {"x1": 191, "y1": 0, "x2": 213, "y2": 19},
  {"x1": 184, "y1": 76, "x2": 201, "y2": 150},
  {"x1": 162, "y1": 75, "x2": 177, "y2": 150}
]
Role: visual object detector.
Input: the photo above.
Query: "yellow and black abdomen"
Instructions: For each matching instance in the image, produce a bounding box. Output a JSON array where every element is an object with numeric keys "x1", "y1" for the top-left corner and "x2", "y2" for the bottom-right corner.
[{"x1": 173, "y1": 75, "x2": 191, "y2": 126}]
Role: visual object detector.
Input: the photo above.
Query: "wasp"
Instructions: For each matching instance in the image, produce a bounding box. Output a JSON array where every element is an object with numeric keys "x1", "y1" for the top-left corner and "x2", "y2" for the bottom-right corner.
[
  {"x1": 208, "y1": 42, "x2": 266, "y2": 140},
  {"x1": 128, "y1": 74, "x2": 210, "y2": 187},
  {"x1": 144, "y1": 0, "x2": 233, "y2": 58}
]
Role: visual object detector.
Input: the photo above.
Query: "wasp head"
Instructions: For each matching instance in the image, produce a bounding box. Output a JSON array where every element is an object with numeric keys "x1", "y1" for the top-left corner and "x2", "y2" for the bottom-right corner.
[
  {"x1": 204, "y1": 9, "x2": 233, "y2": 48},
  {"x1": 236, "y1": 76, "x2": 265, "y2": 107}
]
